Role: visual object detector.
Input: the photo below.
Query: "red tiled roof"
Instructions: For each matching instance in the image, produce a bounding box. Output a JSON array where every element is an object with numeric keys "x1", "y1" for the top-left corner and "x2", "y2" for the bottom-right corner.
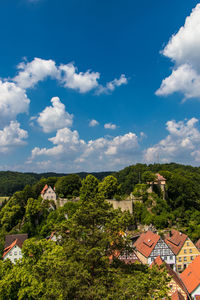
[
  {"x1": 150, "y1": 255, "x2": 164, "y2": 267},
  {"x1": 196, "y1": 239, "x2": 200, "y2": 251},
  {"x1": 165, "y1": 229, "x2": 187, "y2": 255},
  {"x1": 134, "y1": 231, "x2": 160, "y2": 258},
  {"x1": 41, "y1": 184, "x2": 49, "y2": 195},
  {"x1": 195, "y1": 296, "x2": 200, "y2": 300},
  {"x1": 171, "y1": 291, "x2": 185, "y2": 300},
  {"x1": 180, "y1": 255, "x2": 200, "y2": 293},
  {"x1": 3, "y1": 239, "x2": 23, "y2": 258},
  {"x1": 156, "y1": 173, "x2": 166, "y2": 181}
]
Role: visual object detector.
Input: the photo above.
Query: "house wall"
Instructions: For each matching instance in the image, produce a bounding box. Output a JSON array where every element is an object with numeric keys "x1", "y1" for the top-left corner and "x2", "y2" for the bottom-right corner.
[
  {"x1": 3, "y1": 245, "x2": 22, "y2": 264},
  {"x1": 134, "y1": 251, "x2": 148, "y2": 264},
  {"x1": 148, "y1": 239, "x2": 176, "y2": 268},
  {"x1": 167, "y1": 278, "x2": 187, "y2": 300},
  {"x1": 176, "y1": 238, "x2": 200, "y2": 272},
  {"x1": 192, "y1": 284, "x2": 200, "y2": 299},
  {"x1": 42, "y1": 187, "x2": 56, "y2": 201}
]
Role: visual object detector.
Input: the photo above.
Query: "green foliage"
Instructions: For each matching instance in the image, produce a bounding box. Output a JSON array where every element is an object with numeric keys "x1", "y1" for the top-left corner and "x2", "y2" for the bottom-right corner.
[
  {"x1": 55, "y1": 174, "x2": 81, "y2": 198},
  {"x1": 0, "y1": 175, "x2": 169, "y2": 299},
  {"x1": 132, "y1": 183, "x2": 148, "y2": 201},
  {"x1": 98, "y1": 175, "x2": 120, "y2": 199},
  {"x1": 142, "y1": 171, "x2": 156, "y2": 184}
]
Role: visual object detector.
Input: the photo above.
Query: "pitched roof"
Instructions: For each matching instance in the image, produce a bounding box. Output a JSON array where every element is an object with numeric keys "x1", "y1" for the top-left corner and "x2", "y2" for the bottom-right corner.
[
  {"x1": 3, "y1": 239, "x2": 23, "y2": 258},
  {"x1": 165, "y1": 229, "x2": 187, "y2": 255},
  {"x1": 171, "y1": 291, "x2": 185, "y2": 300},
  {"x1": 5, "y1": 233, "x2": 28, "y2": 248},
  {"x1": 195, "y1": 296, "x2": 200, "y2": 300},
  {"x1": 151, "y1": 256, "x2": 188, "y2": 296},
  {"x1": 134, "y1": 231, "x2": 160, "y2": 258},
  {"x1": 156, "y1": 173, "x2": 166, "y2": 181},
  {"x1": 196, "y1": 239, "x2": 200, "y2": 251},
  {"x1": 41, "y1": 184, "x2": 48, "y2": 195},
  {"x1": 180, "y1": 255, "x2": 200, "y2": 293}
]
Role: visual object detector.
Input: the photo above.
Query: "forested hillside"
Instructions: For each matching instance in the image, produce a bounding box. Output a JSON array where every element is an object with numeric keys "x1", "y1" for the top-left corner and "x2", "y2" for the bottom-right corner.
[{"x1": 0, "y1": 171, "x2": 112, "y2": 196}]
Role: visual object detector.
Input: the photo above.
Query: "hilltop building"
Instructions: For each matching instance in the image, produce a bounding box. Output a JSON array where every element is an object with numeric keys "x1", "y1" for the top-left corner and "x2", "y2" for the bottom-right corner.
[
  {"x1": 41, "y1": 184, "x2": 57, "y2": 202},
  {"x1": 3, "y1": 234, "x2": 28, "y2": 263}
]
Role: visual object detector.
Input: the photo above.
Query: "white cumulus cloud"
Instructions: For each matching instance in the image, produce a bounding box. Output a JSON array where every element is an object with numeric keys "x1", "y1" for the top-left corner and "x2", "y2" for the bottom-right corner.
[
  {"x1": 14, "y1": 57, "x2": 59, "y2": 89},
  {"x1": 0, "y1": 80, "x2": 30, "y2": 127},
  {"x1": 97, "y1": 74, "x2": 128, "y2": 94},
  {"x1": 0, "y1": 121, "x2": 28, "y2": 152},
  {"x1": 104, "y1": 123, "x2": 117, "y2": 130},
  {"x1": 156, "y1": 3, "x2": 200, "y2": 100},
  {"x1": 59, "y1": 63, "x2": 100, "y2": 93},
  {"x1": 144, "y1": 118, "x2": 200, "y2": 163},
  {"x1": 37, "y1": 97, "x2": 73, "y2": 133},
  {"x1": 89, "y1": 119, "x2": 99, "y2": 127},
  {"x1": 30, "y1": 129, "x2": 139, "y2": 171}
]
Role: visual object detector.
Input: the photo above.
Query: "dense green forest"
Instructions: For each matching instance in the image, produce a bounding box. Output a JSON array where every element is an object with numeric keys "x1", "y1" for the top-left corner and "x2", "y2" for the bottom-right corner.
[
  {"x1": 0, "y1": 171, "x2": 111, "y2": 196},
  {"x1": 0, "y1": 175, "x2": 169, "y2": 299},
  {"x1": 0, "y1": 163, "x2": 200, "y2": 298}
]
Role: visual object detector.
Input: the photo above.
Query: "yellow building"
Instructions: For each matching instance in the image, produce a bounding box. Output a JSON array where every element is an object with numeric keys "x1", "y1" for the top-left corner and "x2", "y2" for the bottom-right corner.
[{"x1": 165, "y1": 229, "x2": 200, "y2": 272}]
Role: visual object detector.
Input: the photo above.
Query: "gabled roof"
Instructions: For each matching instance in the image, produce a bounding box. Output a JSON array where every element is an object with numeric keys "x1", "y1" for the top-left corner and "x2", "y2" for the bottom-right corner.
[
  {"x1": 165, "y1": 229, "x2": 187, "y2": 255},
  {"x1": 134, "y1": 231, "x2": 160, "y2": 258},
  {"x1": 5, "y1": 233, "x2": 28, "y2": 248},
  {"x1": 41, "y1": 184, "x2": 49, "y2": 195},
  {"x1": 180, "y1": 255, "x2": 200, "y2": 293},
  {"x1": 156, "y1": 173, "x2": 166, "y2": 181},
  {"x1": 171, "y1": 291, "x2": 185, "y2": 300},
  {"x1": 151, "y1": 256, "x2": 188, "y2": 298},
  {"x1": 3, "y1": 239, "x2": 23, "y2": 258}
]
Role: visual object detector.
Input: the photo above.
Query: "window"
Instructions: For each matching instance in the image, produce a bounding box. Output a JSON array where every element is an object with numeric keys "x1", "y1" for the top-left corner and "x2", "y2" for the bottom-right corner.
[
  {"x1": 151, "y1": 257, "x2": 154, "y2": 262},
  {"x1": 178, "y1": 257, "x2": 182, "y2": 262},
  {"x1": 184, "y1": 249, "x2": 187, "y2": 254},
  {"x1": 191, "y1": 256, "x2": 194, "y2": 260},
  {"x1": 164, "y1": 256, "x2": 167, "y2": 260},
  {"x1": 184, "y1": 257, "x2": 187, "y2": 261},
  {"x1": 14, "y1": 251, "x2": 17, "y2": 255},
  {"x1": 19, "y1": 251, "x2": 21, "y2": 255},
  {"x1": 170, "y1": 256, "x2": 173, "y2": 260},
  {"x1": 178, "y1": 265, "x2": 181, "y2": 270},
  {"x1": 189, "y1": 249, "x2": 192, "y2": 253}
]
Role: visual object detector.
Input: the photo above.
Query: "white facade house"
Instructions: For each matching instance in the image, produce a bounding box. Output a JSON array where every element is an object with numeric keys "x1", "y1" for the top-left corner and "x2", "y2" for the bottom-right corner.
[
  {"x1": 3, "y1": 239, "x2": 23, "y2": 263},
  {"x1": 41, "y1": 185, "x2": 57, "y2": 202}
]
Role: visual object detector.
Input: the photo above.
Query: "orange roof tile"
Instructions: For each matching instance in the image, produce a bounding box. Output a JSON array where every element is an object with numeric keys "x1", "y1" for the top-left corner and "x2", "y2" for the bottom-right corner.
[
  {"x1": 134, "y1": 231, "x2": 160, "y2": 258},
  {"x1": 165, "y1": 229, "x2": 187, "y2": 255},
  {"x1": 180, "y1": 255, "x2": 200, "y2": 293},
  {"x1": 171, "y1": 291, "x2": 185, "y2": 300},
  {"x1": 156, "y1": 173, "x2": 166, "y2": 181},
  {"x1": 196, "y1": 296, "x2": 200, "y2": 300},
  {"x1": 150, "y1": 255, "x2": 164, "y2": 267},
  {"x1": 3, "y1": 239, "x2": 23, "y2": 258},
  {"x1": 41, "y1": 184, "x2": 48, "y2": 195}
]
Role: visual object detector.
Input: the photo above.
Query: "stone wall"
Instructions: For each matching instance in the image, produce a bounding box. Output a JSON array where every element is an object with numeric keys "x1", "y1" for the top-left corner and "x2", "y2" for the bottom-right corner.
[{"x1": 106, "y1": 199, "x2": 133, "y2": 213}]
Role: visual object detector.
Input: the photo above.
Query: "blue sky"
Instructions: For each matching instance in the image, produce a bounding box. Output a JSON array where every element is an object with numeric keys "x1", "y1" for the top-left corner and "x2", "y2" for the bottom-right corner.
[{"x1": 1, "y1": 0, "x2": 200, "y2": 172}]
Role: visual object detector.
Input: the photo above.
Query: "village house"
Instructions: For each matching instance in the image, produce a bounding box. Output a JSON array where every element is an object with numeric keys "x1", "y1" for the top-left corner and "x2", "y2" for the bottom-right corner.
[
  {"x1": 165, "y1": 229, "x2": 200, "y2": 272},
  {"x1": 180, "y1": 255, "x2": 200, "y2": 299},
  {"x1": 41, "y1": 184, "x2": 57, "y2": 203},
  {"x1": 151, "y1": 256, "x2": 189, "y2": 300},
  {"x1": 133, "y1": 230, "x2": 176, "y2": 268},
  {"x1": 3, "y1": 234, "x2": 28, "y2": 263}
]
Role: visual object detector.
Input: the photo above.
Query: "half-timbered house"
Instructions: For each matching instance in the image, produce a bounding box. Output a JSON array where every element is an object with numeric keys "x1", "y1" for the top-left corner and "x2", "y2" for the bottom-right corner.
[{"x1": 134, "y1": 231, "x2": 175, "y2": 268}]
